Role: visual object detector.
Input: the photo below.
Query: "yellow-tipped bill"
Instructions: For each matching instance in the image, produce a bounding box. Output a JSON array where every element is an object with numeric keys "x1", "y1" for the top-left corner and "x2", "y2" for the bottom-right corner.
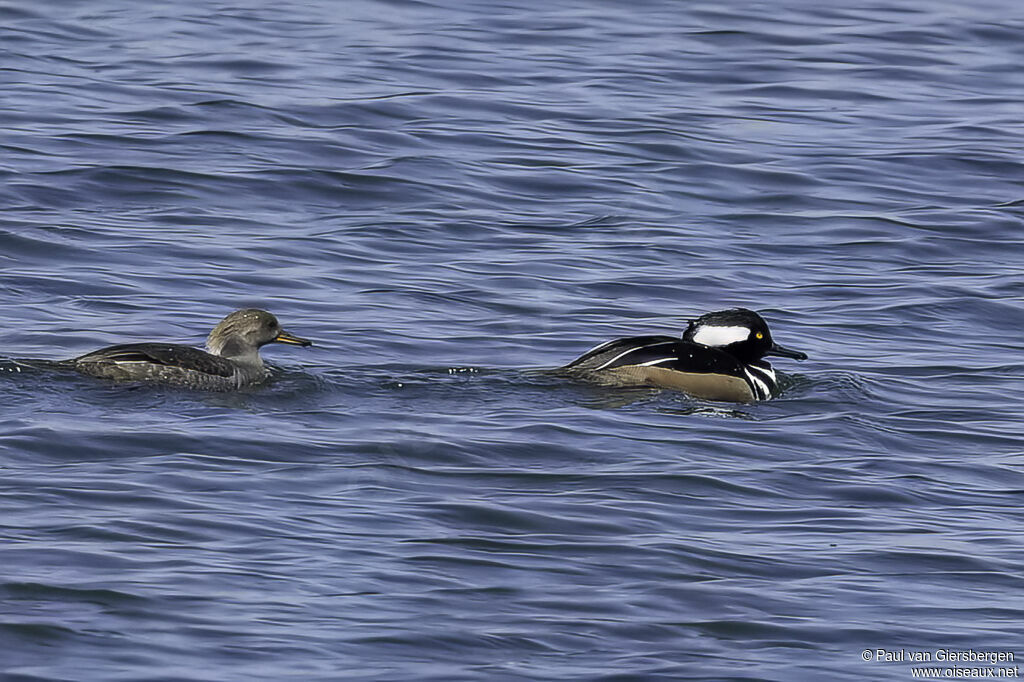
[{"x1": 274, "y1": 330, "x2": 313, "y2": 347}]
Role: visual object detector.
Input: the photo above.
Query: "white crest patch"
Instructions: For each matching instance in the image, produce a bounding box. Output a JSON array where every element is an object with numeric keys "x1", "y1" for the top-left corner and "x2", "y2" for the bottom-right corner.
[{"x1": 690, "y1": 324, "x2": 749, "y2": 347}]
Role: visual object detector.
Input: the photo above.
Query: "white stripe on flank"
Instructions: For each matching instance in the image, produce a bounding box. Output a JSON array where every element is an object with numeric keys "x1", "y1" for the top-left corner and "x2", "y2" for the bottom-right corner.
[
  {"x1": 637, "y1": 358, "x2": 676, "y2": 367},
  {"x1": 578, "y1": 338, "x2": 617, "y2": 357},
  {"x1": 691, "y1": 325, "x2": 749, "y2": 347},
  {"x1": 743, "y1": 367, "x2": 771, "y2": 400},
  {"x1": 746, "y1": 363, "x2": 776, "y2": 385},
  {"x1": 594, "y1": 341, "x2": 675, "y2": 371}
]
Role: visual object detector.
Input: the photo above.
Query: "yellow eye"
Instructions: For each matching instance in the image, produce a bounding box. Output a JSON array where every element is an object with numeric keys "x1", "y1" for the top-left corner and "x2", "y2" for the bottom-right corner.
[{"x1": 755, "y1": 332, "x2": 764, "y2": 340}]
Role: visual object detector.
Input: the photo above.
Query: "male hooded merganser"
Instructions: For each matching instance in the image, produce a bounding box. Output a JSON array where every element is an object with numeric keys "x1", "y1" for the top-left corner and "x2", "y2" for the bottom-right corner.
[
  {"x1": 70, "y1": 309, "x2": 312, "y2": 391},
  {"x1": 561, "y1": 308, "x2": 807, "y2": 402}
]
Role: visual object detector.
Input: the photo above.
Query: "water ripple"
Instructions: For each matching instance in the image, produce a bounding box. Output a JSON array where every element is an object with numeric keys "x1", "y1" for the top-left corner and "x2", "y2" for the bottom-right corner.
[{"x1": 4, "y1": 0, "x2": 1024, "y2": 680}]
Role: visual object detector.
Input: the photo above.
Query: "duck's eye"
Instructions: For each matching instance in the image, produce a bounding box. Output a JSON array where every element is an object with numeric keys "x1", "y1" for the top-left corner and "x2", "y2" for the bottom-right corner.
[{"x1": 755, "y1": 332, "x2": 764, "y2": 340}]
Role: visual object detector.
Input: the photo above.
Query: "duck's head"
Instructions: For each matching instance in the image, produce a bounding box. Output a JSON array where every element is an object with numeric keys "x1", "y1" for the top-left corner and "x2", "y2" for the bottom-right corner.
[
  {"x1": 206, "y1": 309, "x2": 312, "y2": 359},
  {"x1": 683, "y1": 308, "x2": 807, "y2": 365}
]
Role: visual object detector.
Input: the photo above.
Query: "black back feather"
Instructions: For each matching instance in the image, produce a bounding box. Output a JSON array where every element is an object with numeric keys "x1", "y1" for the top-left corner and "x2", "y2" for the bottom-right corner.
[
  {"x1": 74, "y1": 343, "x2": 236, "y2": 378},
  {"x1": 563, "y1": 335, "x2": 746, "y2": 376}
]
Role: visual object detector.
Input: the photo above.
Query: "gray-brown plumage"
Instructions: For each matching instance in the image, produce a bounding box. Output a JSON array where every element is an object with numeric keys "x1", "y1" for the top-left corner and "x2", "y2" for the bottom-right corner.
[{"x1": 71, "y1": 309, "x2": 312, "y2": 390}]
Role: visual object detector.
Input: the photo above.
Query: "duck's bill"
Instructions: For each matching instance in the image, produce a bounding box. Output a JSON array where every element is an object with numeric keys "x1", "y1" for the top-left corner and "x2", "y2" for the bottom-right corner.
[
  {"x1": 767, "y1": 342, "x2": 807, "y2": 360},
  {"x1": 274, "y1": 330, "x2": 313, "y2": 347}
]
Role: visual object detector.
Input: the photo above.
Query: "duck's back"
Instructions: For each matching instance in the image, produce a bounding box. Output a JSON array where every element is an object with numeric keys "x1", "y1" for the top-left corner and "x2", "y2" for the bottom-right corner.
[
  {"x1": 562, "y1": 335, "x2": 681, "y2": 372},
  {"x1": 562, "y1": 334, "x2": 757, "y2": 402},
  {"x1": 73, "y1": 343, "x2": 253, "y2": 390}
]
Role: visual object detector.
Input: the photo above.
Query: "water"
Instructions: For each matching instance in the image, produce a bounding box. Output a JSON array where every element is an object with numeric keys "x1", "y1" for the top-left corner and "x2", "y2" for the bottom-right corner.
[{"x1": 3, "y1": 1, "x2": 1024, "y2": 680}]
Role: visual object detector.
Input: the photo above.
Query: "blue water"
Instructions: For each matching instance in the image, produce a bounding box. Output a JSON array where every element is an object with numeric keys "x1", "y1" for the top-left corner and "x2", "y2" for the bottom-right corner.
[{"x1": 3, "y1": 1, "x2": 1024, "y2": 680}]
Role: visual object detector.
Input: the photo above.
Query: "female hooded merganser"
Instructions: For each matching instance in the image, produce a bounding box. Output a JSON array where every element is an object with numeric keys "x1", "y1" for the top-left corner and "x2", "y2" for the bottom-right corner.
[
  {"x1": 561, "y1": 308, "x2": 807, "y2": 402},
  {"x1": 70, "y1": 309, "x2": 312, "y2": 391}
]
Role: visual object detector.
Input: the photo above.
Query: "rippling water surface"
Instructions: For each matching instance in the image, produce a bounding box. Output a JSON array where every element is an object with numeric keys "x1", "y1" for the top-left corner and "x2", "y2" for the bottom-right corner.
[{"x1": 3, "y1": 1, "x2": 1024, "y2": 680}]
